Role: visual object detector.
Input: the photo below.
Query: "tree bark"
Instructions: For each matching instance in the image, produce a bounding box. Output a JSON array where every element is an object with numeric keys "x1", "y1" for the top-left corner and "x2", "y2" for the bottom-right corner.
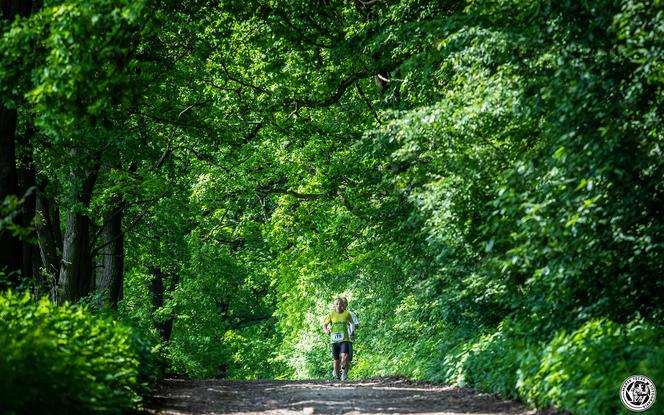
[
  {"x1": 58, "y1": 166, "x2": 99, "y2": 304},
  {"x1": 95, "y1": 202, "x2": 124, "y2": 308},
  {"x1": 35, "y1": 180, "x2": 62, "y2": 299},
  {"x1": 59, "y1": 213, "x2": 92, "y2": 303}
]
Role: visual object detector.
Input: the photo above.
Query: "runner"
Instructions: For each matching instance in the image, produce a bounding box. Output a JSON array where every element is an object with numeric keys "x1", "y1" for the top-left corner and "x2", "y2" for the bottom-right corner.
[
  {"x1": 322, "y1": 297, "x2": 354, "y2": 380},
  {"x1": 341, "y1": 297, "x2": 359, "y2": 367}
]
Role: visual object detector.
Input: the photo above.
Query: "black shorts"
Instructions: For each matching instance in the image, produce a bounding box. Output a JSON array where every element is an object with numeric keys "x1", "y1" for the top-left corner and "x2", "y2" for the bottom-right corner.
[{"x1": 331, "y1": 341, "x2": 350, "y2": 360}]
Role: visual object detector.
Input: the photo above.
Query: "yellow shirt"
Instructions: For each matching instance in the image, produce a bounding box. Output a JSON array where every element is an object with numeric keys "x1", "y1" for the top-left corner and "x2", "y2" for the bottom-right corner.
[{"x1": 324, "y1": 310, "x2": 353, "y2": 343}]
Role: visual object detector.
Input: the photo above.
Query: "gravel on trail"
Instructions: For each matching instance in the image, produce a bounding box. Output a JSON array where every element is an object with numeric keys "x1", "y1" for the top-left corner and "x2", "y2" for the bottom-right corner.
[{"x1": 139, "y1": 377, "x2": 559, "y2": 415}]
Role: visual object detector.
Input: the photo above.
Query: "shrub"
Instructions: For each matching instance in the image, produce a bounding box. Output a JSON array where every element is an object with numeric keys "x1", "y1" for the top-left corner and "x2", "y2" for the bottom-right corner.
[
  {"x1": 0, "y1": 291, "x2": 160, "y2": 415},
  {"x1": 423, "y1": 318, "x2": 663, "y2": 415},
  {"x1": 516, "y1": 319, "x2": 664, "y2": 415}
]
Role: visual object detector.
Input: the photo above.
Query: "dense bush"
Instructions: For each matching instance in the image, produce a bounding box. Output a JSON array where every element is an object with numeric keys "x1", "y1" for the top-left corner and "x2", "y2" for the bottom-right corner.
[
  {"x1": 517, "y1": 319, "x2": 664, "y2": 415},
  {"x1": 413, "y1": 318, "x2": 664, "y2": 415},
  {"x1": 0, "y1": 291, "x2": 160, "y2": 415}
]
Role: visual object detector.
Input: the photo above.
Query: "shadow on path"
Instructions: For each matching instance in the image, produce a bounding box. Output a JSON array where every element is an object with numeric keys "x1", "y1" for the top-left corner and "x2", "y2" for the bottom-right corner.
[{"x1": 140, "y1": 378, "x2": 540, "y2": 415}]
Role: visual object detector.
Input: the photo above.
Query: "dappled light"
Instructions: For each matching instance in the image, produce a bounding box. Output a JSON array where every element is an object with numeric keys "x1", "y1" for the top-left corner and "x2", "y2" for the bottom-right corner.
[{"x1": 142, "y1": 379, "x2": 534, "y2": 415}]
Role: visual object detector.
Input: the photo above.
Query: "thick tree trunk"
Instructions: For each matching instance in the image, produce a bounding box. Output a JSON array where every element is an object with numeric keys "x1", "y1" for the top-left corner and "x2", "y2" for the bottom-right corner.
[
  {"x1": 58, "y1": 167, "x2": 99, "y2": 304},
  {"x1": 35, "y1": 180, "x2": 62, "y2": 299},
  {"x1": 59, "y1": 212, "x2": 93, "y2": 302},
  {"x1": 95, "y1": 203, "x2": 124, "y2": 308},
  {"x1": 150, "y1": 267, "x2": 178, "y2": 343}
]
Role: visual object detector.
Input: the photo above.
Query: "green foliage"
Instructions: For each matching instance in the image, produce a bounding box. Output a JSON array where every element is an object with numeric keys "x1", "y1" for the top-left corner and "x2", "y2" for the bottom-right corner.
[
  {"x1": 517, "y1": 319, "x2": 664, "y2": 415},
  {"x1": 0, "y1": 291, "x2": 160, "y2": 415},
  {"x1": 417, "y1": 318, "x2": 664, "y2": 415},
  {"x1": 236, "y1": 1, "x2": 664, "y2": 412},
  {"x1": 0, "y1": 193, "x2": 36, "y2": 247},
  {"x1": 1, "y1": 0, "x2": 147, "y2": 136},
  {"x1": 3, "y1": 0, "x2": 664, "y2": 413}
]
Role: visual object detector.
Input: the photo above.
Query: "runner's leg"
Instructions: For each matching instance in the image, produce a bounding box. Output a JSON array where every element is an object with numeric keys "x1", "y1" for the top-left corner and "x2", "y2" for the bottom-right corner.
[
  {"x1": 331, "y1": 343, "x2": 341, "y2": 379},
  {"x1": 340, "y1": 342, "x2": 350, "y2": 380},
  {"x1": 340, "y1": 353, "x2": 348, "y2": 371},
  {"x1": 340, "y1": 353, "x2": 348, "y2": 380}
]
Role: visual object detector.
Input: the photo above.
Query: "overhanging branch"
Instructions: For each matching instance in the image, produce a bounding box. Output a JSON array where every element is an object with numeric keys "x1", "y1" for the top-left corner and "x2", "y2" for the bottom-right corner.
[
  {"x1": 259, "y1": 186, "x2": 325, "y2": 200},
  {"x1": 292, "y1": 71, "x2": 369, "y2": 108},
  {"x1": 289, "y1": 60, "x2": 404, "y2": 109}
]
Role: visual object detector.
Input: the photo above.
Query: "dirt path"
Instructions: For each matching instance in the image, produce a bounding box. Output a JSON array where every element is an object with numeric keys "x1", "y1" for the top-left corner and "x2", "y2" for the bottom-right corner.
[{"x1": 140, "y1": 378, "x2": 547, "y2": 415}]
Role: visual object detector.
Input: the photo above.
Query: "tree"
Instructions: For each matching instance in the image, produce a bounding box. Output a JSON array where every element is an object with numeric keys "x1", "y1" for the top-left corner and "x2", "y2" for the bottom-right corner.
[{"x1": 0, "y1": 0, "x2": 35, "y2": 286}]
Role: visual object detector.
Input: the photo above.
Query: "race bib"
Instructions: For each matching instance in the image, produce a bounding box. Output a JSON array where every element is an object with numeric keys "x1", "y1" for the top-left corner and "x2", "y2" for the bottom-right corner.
[{"x1": 331, "y1": 332, "x2": 344, "y2": 343}]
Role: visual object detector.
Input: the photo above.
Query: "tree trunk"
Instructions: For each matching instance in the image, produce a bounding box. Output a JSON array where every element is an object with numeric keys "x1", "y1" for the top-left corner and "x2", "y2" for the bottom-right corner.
[
  {"x1": 95, "y1": 202, "x2": 124, "y2": 308},
  {"x1": 58, "y1": 166, "x2": 99, "y2": 304},
  {"x1": 20, "y1": 172, "x2": 42, "y2": 290},
  {"x1": 35, "y1": 179, "x2": 62, "y2": 299},
  {"x1": 18, "y1": 146, "x2": 39, "y2": 283},
  {"x1": 150, "y1": 267, "x2": 178, "y2": 343},
  {"x1": 59, "y1": 212, "x2": 92, "y2": 303}
]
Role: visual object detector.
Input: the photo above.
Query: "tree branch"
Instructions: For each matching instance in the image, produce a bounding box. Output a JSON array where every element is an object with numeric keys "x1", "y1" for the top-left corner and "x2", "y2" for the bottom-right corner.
[
  {"x1": 356, "y1": 83, "x2": 382, "y2": 125},
  {"x1": 219, "y1": 58, "x2": 272, "y2": 96},
  {"x1": 244, "y1": 122, "x2": 263, "y2": 143},
  {"x1": 293, "y1": 71, "x2": 369, "y2": 108},
  {"x1": 289, "y1": 60, "x2": 404, "y2": 109},
  {"x1": 259, "y1": 186, "x2": 325, "y2": 200}
]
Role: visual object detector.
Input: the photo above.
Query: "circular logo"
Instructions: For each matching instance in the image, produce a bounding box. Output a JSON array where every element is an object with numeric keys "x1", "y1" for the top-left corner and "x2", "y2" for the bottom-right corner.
[{"x1": 620, "y1": 375, "x2": 656, "y2": 412}]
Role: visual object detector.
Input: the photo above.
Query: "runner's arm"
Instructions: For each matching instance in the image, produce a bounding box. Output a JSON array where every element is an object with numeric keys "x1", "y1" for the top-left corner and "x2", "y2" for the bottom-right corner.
[
  {"x1": 346, "y1": 313, "x2": 355, "y2": 339},
  {"x1": 351, "y1": 311, "x2": 359, "y2": 327}
]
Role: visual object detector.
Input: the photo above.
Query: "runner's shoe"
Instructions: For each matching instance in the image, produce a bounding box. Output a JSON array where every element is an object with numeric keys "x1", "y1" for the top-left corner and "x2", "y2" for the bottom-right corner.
[
  {"x1": 340, "y1": 369, "x2": 347, "y2": 381},
  {"x1": 332, "y1": 370, "x2": 340, "y2": 380}
]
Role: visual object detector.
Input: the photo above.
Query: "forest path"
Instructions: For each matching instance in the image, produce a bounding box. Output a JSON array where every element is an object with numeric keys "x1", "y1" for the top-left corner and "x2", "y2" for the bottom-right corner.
[{"x1": 140, "y1": 378, "x2": 547, "y2": 415}]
